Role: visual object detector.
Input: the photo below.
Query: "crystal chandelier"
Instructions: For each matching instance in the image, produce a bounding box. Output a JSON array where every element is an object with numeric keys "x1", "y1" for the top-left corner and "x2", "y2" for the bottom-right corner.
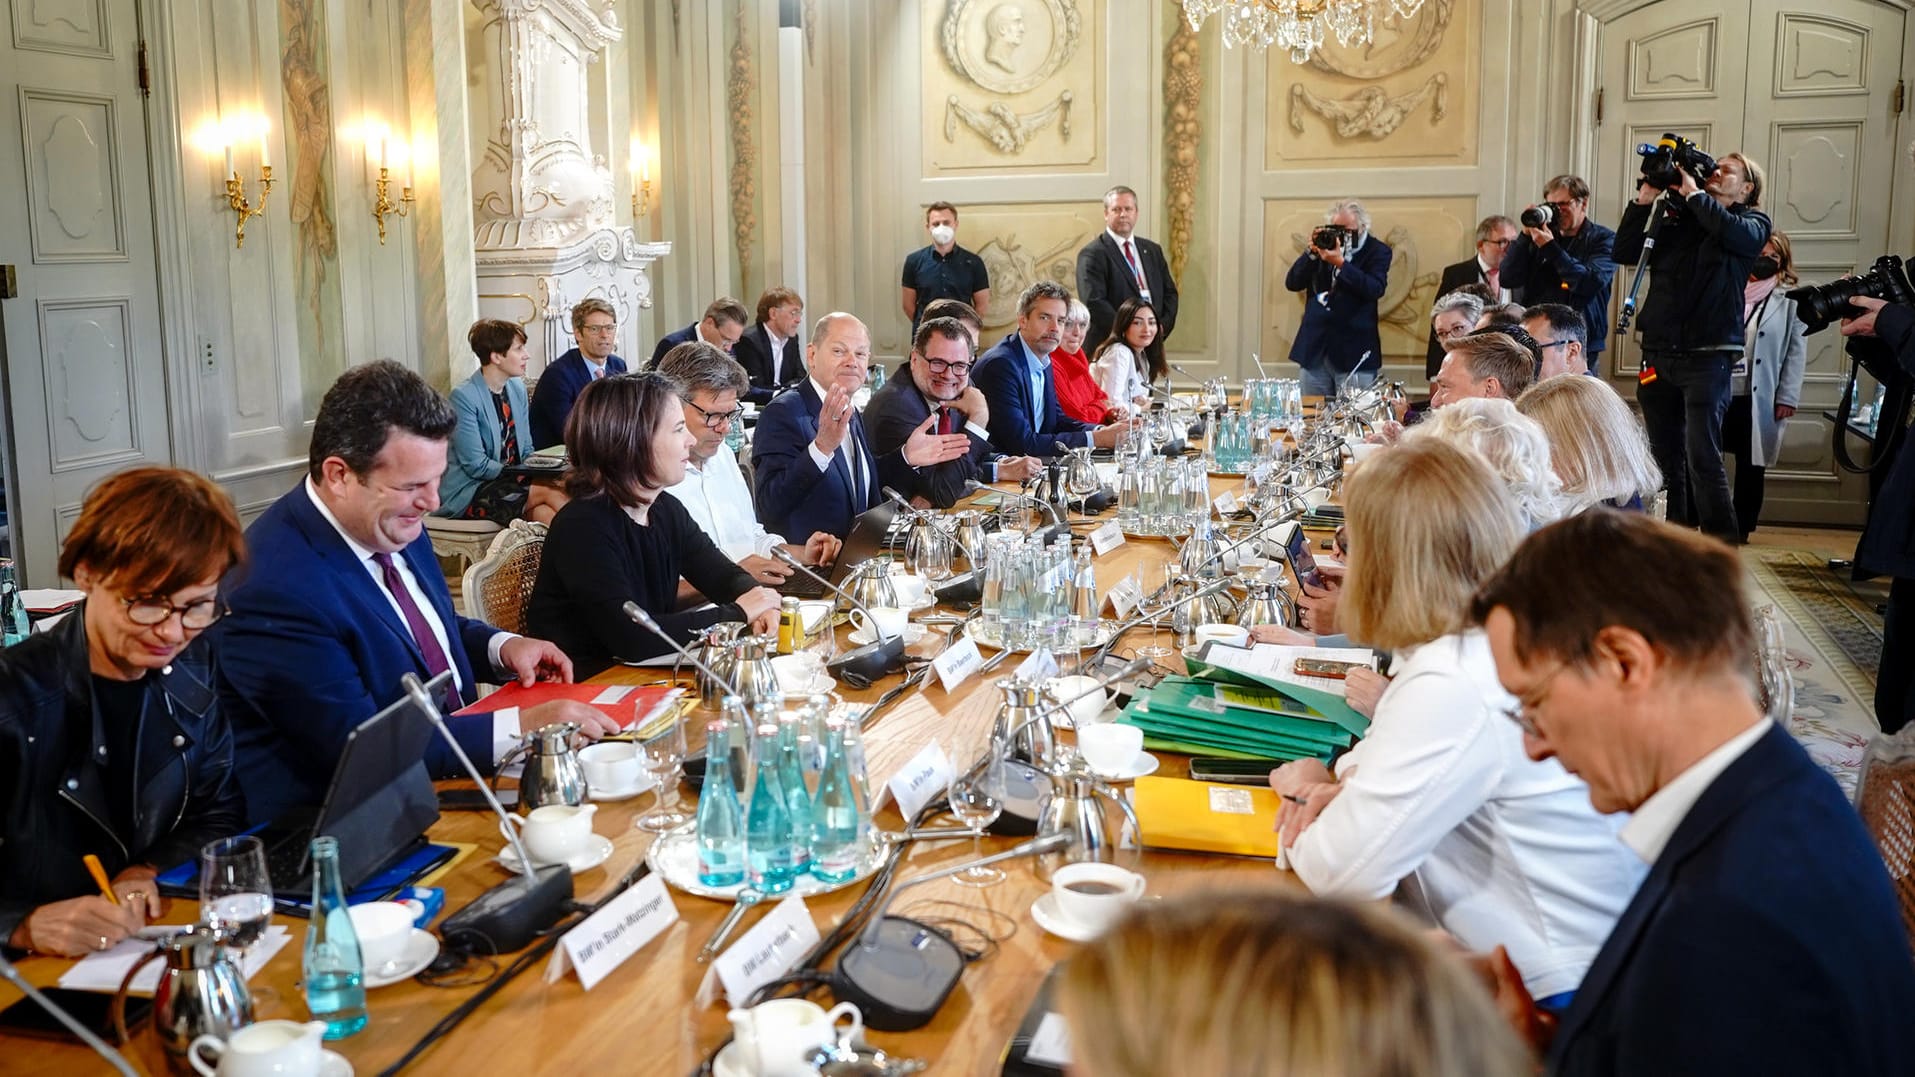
[{"x1": 1180, "y1": 0, "x2": 1430, "y2": 62}]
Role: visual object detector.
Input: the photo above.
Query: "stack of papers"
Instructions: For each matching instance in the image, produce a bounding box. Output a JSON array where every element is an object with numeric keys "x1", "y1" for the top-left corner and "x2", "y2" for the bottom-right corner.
[
  {"x1": 1116, "y1": 642, "x2": 1373, "y2": 761},
  {"x1": 58, "y1": 926, "x2": 293, "y2": 994}
]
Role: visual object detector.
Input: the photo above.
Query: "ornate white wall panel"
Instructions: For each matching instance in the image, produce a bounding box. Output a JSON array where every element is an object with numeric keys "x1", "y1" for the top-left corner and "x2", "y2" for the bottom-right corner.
[
  {"x1": 19, "y1": 88, "x2": 126, "y2": 262},
  {"x1": 1773, "y1": 14, "x2": 1872, "y2": 94},
  {"x1": 9, "y1": 0, "x2": 111, "y2": 58},
  {"x1": 1771, "y1": 122, "x2": 1861, "y2": 237},
  {"x1": 1628, "y1": 19, "x2": 1720, "y2": 97},
  {"x1": 37, "y1": 297, "x2": 139, "y2": 472}
]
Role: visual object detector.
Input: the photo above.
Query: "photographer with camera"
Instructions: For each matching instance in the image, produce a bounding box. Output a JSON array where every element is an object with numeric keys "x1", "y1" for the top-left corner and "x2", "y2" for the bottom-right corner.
[
  {"x1": 1840, "y1": 293, "x2": 1915, "y2": 735},
  {"x1": 1500, "y1": 175, "x2": 1616, "y2": 374},
  {"x1": 1613, "y1": 140, "x2": 1771, "y2": 541},
  {"x1": 1285, "y1": 199, "x2": 1393, "y2": 398}
]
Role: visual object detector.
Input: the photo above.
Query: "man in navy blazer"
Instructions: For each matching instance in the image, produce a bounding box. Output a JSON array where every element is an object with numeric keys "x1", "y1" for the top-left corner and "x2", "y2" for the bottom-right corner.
[
  {"x1": 751, "y1": 313, "x2": 971, "y2": 542},
  {"x1": 645, "y1": 296, "x2": 748, "y2": 370},
  {"x1": 1283, "y1": 199, "x2": 1393, "y2": 398},
  {"x1": 1075, "y1": 185, "x2": 1179, "y2": 349},
  {"x1": 1472, "y1": 511, "x2": 1915, "y2": 1076},
  {"x1": 971, "y1": 280, "x2": 1129, "y2": 460},
  {"x1": 528, "y1": 297, "x2": 626, "y2": 450},
  {"x1": 732, "y1": 287, "x2": 806, "y2": 405},
  {"x1": 219, "y1": 361, "x2": 617, "y2": 824}
]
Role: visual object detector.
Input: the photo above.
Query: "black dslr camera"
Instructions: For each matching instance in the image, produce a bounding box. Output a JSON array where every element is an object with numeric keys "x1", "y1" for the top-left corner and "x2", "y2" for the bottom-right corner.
[
  {"x1": 1519, "y1": 204, "x2": 1554, "y2": 230},
  {"x1": 1636, "y1": 133, "x2": 1716, "y2": 190},
  {"x1": 1311, "y1": 224, "x2": 1353, "y2": 252},
  {"x1": 1788, "y1": 255, "x2": 1915, "y2": 335}
]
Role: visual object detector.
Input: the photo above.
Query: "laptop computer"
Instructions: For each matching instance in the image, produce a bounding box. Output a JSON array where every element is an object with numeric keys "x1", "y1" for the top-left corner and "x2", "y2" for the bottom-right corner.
[{"x1": 780, "y1": 502, "x2": 899, "y2": 599}]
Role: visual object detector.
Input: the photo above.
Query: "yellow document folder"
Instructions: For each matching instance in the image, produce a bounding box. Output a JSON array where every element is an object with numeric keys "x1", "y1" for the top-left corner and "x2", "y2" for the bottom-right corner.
[{"x1": 1132, "y1": 776, "x2": 1281, "y2": 859}]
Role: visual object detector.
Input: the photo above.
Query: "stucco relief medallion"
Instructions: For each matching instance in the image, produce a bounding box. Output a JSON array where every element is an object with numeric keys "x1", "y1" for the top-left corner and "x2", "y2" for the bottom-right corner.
[
  {"x1": 941, "y1": 0, "x2": 1081, "y2": 96},
  {"x1": 1305, "y1": 0, "x2": 1453, "y2": 80}
]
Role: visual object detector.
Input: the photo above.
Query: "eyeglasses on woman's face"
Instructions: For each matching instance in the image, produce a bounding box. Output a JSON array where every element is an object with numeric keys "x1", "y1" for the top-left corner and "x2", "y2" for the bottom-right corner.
[{"x1": 123, "y1": 594, "x2": 226, "y2": 630}]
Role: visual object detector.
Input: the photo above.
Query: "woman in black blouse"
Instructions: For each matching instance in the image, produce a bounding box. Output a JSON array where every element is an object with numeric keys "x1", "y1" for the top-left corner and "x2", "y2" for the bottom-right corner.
[{"x1": 526, "y1": 372, "x2": 780, "y2": 677}]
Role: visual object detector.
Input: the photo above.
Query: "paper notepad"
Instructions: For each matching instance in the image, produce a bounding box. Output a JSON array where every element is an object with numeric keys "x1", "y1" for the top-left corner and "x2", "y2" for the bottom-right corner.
[
  {"x1": 59, "y1": 926, "x2": 293, "y2": 994},
  {"x1": 1131, "y1": 776, "x2": 1281, "y2": 859}
]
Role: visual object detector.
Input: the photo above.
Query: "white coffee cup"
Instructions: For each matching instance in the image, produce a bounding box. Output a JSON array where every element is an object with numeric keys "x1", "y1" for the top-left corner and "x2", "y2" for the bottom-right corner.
[
  {"x1": 1077, "y1": 722, "x2": 1144, "y2": 774},
  {"x1": 346, "y1": 901, "x2": 415, "y2": 972},
  {"x1": 1045, "y1": 674, "x2": 1109, "y2": 728},
  {"x1": 189, "y1": 1019, "x2": 328, "y2": 1077},
  {"x1": 888, "y1": 574, "x2": 928, "y2": 607},
  {"x1": 579, "y1": 741, "x2": 642, "y2": 792},
  {"x1": 1193, "y1": 623, "x2": 1250, "y2": 649},
  {"x1": 502, "y1": 803, "x2": 597, "y2": 866},
  {"x1": 1050, "y1": 863, "x2": 1146, "y2": 934},
  {"x1": 1237, "y1": 556, "x2": 1271, "y2": 577},
  {"x1": 849, "y1": 605, "x2": 908, "y2": 640},
  {"x1": 1302, "y1": 487, "x2": 1332, "y2": 509},
  {"x1": 771, "y1": 652, "x2": 825, "y2": 694}
]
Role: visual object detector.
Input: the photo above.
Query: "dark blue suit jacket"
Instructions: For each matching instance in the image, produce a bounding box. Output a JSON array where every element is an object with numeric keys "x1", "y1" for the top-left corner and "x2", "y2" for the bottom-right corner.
[
  {"x1": 1548, "y1": 723, "x2": 1915, "y2": 1076},
  {"x1": 1283, "y1": 236, "x2": 1392, "y2": 376},
  {"x1": 751, "y1": 381, "x2": 890, "y2": 541},
  {"x1": 971, "y1": 331, "x2": 1098, "y2": 459},
  {"x1": 217, "y1": 483, "x2": 506, "y2": 824},
  {"x1": 528, "y1": 348, "x2": 626, "y2": 451},
  {"x1": 1500, "y1": 220, "x2": 1617, "y2": 359},
  {"x1": 647, "y1": 323, "x2": 699, "y2": 370}
]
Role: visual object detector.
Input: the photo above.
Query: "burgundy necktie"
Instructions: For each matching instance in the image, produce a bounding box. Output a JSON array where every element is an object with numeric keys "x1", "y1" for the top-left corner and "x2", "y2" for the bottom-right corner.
[
  {"x1": 373, "y1": 552, "x2": 461, "y2": 710},
  {"x1": 937, "y1": 406, "x2": 959, "y2": 436},
  {"x1": 1123, "y1": 240, "x2": 1147, "y2": 292},
  {"x1": 1487, "y1": 267, "x2": 1501, "y2": 295}
]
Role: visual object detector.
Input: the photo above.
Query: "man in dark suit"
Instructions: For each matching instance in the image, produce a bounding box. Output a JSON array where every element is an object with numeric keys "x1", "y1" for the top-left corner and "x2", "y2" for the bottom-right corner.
[
  {"x1": 1471, "y1": 511, "x2": 1915, "y2": 1075},
  {"x1": 1841, "y1": 295, "x2": 1915, "y2": 735},
  {"x1": 1424, "y1": 215, "x2": 1518, "y2": 375},
  {"x1": 646, "y1": 296, "x2": 748, "y2": 370},
  {"x1": 1501, "y1": 175, "x2": 1617, "y2": 374},
  {"x1": 528, "y1": 296, "x2": 626, "y2": 450},
  {"x1": 218, "y1": 360, "x2": 617, "y2": 824},
  {"x1": 1076, "y1": 185, "x2": 1180, "y2": 349},
  {"x1": 1283, "y1": 200, "x2": 1393, "y2": 398},
  {"x1": 732, "y1": 287, "x2": 806, "y2": 405},
  {"x1": 972, "y1": 280, "x2": 1131, "y2": 459},
  {"x1": 866, "y1": 316, "x2": 1042, "y2": 508},
  {"x1": 751, "y1": 313, "x2": 972, "y2": 541}
]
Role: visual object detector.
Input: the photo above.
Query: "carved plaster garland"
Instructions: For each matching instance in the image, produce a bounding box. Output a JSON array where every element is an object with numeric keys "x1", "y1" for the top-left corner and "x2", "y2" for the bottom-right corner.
[
  {"x1": 727, "y1": 0, "x2": 757, "y2": 289},
  {"x1": 1287, "y1": 73, "x2": 1447, "y2": 139},
  {"x1": 943, "y1": 92, "x2": 1073, "y2": 152},
  {"x1": 1163, "y1": 15, "x2": 1203, "y2": 283}
]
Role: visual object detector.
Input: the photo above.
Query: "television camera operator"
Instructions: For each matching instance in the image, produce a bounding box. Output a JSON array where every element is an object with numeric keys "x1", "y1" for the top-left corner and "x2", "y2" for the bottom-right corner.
[{"x1": 1613, "y1": 139, "x2": 1771, "y2": 541}]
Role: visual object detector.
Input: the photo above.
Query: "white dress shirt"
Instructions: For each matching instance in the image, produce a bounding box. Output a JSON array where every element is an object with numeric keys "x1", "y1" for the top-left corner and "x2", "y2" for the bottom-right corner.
[
  {"x1": 1092, "y1": 343, "x2": 1151, "y2": 417},
  {"x1": 767, "y1": 329, "x2": 790, "y2": 383},
  {"x1": 1286, "y1": 630, "x2": 1646, "y2": 998},
  {"x1": 303, "y1": 479, "x2": 521, "y2": 760},
  {"x1": 805, "y1": 377, "x2": 873, "y2": 497},
  {"x1": 1478, "y1": 254, "x2": 1512, "y2": 303},
  {"x1": 1107, "y1": 228, "x2": 1153, "y2": 302},
  {"x1": 664, "y1": 442, "x2": 787, "y2": 560},
  {"x1": 1619, "y1": 718, "x2": 1769, "y2": 865}
]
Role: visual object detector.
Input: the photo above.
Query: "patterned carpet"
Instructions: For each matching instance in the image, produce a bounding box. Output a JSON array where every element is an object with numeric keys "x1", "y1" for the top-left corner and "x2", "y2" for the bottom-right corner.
[{"x1": 1745, "y1": 548, "x2": 1887, "y2": 799}]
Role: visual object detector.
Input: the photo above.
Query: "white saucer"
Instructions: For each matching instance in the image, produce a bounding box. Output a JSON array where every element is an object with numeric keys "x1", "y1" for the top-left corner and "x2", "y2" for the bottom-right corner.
[
  {"x1": 320, "y1": 1049, "x2": 353, "y2": 1076},
  {"x1": 497, "y1": 833, "x2": 615, "y2": 875},
  {"x1": 363, "y1": 928, "x2": 440, "y2": 989},
  {"x1": 847, "y1": 623, "x2": 928, "y2": 647},
  {"x1": 1089, "y1": 751, "x2": 1160, "y2": 782},
  {"x1": 712, "y1": 1042, "x2": 749, "y2": 1077},
  {"x1": 1030, "y1": 892, "x2": 1101, "y2": 943},
  {"x1": 588, "y1": 773, "x2": 658, "y2": 802},
  {"x1": 904, "y1": 593, "x2": 937, "y2": 612},
  {"x1": 778, "y1": 672, "x2": 838, "y2": 699}
]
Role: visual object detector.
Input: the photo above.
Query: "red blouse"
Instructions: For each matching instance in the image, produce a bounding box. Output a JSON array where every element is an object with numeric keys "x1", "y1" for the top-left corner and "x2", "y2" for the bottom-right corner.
[{"x1": 1051, "y1": 347, "x2": 1113, "y2": 425}]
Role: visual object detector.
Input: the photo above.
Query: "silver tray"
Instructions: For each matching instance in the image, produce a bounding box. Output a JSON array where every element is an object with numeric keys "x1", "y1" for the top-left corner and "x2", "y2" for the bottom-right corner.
[
  {"x1": 646, "y1": 823, "x2": 889, "y2": 903},
  {"x1": 967, "y1": 621, "x2": 1117, "y2": 654}
]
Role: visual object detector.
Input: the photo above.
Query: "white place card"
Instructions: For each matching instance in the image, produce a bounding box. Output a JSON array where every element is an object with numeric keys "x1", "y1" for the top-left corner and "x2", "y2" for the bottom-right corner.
[
  {"x1": 1213, "y1": 490, "x2": 1240, "y2": 515},
  {"x1": 1028, "y1": 1012, "x2": 1074, "y2": 1067},
  {"x1": 1087, "y1": 520, "x2": 1125, "y2": 557},
  {"x1": 710, "y1": 895, "x2": 820, "y2": 1008},
  {"x1": 885, "y1": 740, "x2": 955, "y2": 822},
  {"x1": 1016, "y1": 648, "x2": 1059, "y2": 683},
  {"x1": 1105, "y1": 575, "x2": 1142, "y2": 618},
  {"x1": 549, "y1": 873, "x2": 679, "y2": 990},
  {"x1": 933, "y1": 635, "x2": 985, "y2": 693}
]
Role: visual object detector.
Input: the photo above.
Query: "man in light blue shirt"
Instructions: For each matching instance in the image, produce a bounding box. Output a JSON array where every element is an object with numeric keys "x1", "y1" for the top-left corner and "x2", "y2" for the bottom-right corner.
[{"x1": 971, "y1": 280, "x2": 1130, "y2": 459}]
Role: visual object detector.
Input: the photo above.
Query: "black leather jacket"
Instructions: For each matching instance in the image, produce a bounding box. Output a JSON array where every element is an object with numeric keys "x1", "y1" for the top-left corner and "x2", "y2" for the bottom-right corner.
[
  {"x1": 0, "y1": 607, "x2": 244, "y2": 945},
  {"x1": 1614, "y1": 192, "x2": 1771, "y2": 353}
]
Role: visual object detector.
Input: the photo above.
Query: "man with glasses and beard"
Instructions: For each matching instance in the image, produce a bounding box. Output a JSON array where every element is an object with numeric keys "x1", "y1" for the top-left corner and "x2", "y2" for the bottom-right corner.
[{"x1": 866, "y1": 316, "x2": 1041, "y2": 508}]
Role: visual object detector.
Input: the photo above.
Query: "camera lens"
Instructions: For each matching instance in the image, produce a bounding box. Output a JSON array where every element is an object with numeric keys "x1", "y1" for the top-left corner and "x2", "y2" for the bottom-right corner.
[{"x1": 1520, "y1": 205, "x2": 1553, "y2": 230}]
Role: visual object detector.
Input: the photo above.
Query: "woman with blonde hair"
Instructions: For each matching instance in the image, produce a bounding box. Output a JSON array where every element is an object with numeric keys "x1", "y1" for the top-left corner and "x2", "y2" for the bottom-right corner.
[
  {"x1": 1272, "y1": 440, "x2": 1643, "y2": 1012},
  {"x1": 1057, "y1": 889, "x2": 1532, "y2": 1077},
  {"x1": 1405, "y1": 396, "x2": 1565, "y2": 527},
  {"x1": 1516, "y1": 374, "x2": 1663, "y2": 514}
]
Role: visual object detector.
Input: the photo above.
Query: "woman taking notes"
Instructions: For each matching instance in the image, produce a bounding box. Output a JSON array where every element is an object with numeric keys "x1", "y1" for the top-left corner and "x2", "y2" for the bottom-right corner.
[
  {"x1": 1272, "y1": 440, "x2": 1642, "y2": 1010},
  {"x1": 0, "y1": 468, "x2": 247, "y2": 957},
  {"x1": 526, "y1": 372, "x2": 780, "y2": 677}
]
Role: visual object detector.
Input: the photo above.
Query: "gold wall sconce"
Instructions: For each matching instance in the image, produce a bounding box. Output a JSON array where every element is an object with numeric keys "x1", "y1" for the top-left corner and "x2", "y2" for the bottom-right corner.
[
  {"x1": 218, "y1": 118, "x2": 272, "y2": 249},
  {"x1": 629, "y1": 138, "x2": 654, "y2": 217},
  {"x1": 369, "y1": 134, "x2": 414, "y2": 245}
]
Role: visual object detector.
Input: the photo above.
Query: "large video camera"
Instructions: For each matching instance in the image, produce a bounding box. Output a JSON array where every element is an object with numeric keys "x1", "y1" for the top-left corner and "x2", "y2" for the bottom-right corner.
[
  {"x1": 1311, "y1": 224, "x2": 1353, "y2": 252},
  {"x1": 1788, "y1": 255, "x2": 1915, "y2": 335},
  {"x1": 1636, "y1": 133, "x2": 1716, "y2": 190}
]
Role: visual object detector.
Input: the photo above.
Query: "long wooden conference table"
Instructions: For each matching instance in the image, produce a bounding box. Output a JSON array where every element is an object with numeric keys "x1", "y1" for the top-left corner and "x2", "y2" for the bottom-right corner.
[{"x1": 2, "y1": 475, "x2": 1311, "y2": 1077}]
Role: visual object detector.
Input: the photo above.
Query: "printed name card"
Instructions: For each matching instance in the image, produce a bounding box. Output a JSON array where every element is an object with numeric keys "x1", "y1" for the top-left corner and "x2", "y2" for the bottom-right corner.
[
  {"x1": 1105, "y1": 575, "x2": 1143, "y2": 618},
  {"x1": 933, "y1": 635, "x2": 984, "y2": 693},
  {"x1": 710, "y1": 895, "x2": 820, "y2": 1007},
  {"x1": 1016, "y1": 647, "x2": 1059, "y2": 683},
  {"x1": 886, "y1": 741, "x2": 955, "y2": 822},
  {"x1": 1087, "y1": 520, "x2": 1125, "y2": 557},
  {"x1": 550, "y1": 874, "x2": 679, "y2": 990},
  {"x1": 1213, "y1": 490, "x2": 1240, "y2": 516}
]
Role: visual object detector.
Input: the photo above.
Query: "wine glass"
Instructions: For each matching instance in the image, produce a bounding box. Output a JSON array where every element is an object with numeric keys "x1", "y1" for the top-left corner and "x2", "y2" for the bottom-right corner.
[
  {"x1": 948, "y1": 741, "x2": 1007, "y2": 888},
  {"x1": 634, "y1": 711, "x2": 691, "y2": 832},
  {"x1": 1136, "y1": 562, "x2": 1178, "y2": 659},
  {"x1": 200, "y1": 835, "x2": 275, "y2": 1000}
]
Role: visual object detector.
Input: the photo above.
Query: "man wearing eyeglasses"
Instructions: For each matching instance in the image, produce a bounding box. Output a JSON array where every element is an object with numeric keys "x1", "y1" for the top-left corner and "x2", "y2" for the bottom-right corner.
[
  {"x1": 1523, "y1": 304, "x2": 1594, "y2": 381},
  {"x1": 657, "y1": 342, "x2": 841, "y2": 587},
  {"x1": 866, "y1": 316, "x2": 1043, "y2": 509},
  {"x1": 1500, "y1": 176, "x2": 1616, "y2": 374},
  {"x1": 1424, "y1": 217, "x2": 1519, "y2": 377},
  {"x1": 529, "y1": 297, "x2": 627, "y2": 451}
]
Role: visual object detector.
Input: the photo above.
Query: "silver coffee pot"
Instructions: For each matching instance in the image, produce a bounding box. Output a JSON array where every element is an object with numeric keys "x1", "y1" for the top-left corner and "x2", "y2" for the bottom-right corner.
[
  {"x1": 1035, "y1": 753, "x2": 1141, "y2": 880},
  {"x1": 1234, "y1": 569, "x2": 1297, "y2": 630},
  {"x1": 688, "y1": 623, "x2": 779, "y2": 712},
  {"x1": 111, "y1": 925, "x2": 253, "y2": 1074},
  {"x1": 497, "y1": 720, "x2": 586, "y2": 813},
  {"x1": 840, "y1": 558, "x2": 899, "y2": 615},
  {"x1": 990, "y1": 677, "x2": 1056, "y2": 770},
  {"x1": 948, "y1": 510, "x2": 989, "y2": 574}
]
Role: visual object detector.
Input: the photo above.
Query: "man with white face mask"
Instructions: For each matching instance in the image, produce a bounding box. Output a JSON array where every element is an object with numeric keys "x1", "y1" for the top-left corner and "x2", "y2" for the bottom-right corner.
[{"x1": 902, "y1": 202, "x2": 991, "y2": 334}]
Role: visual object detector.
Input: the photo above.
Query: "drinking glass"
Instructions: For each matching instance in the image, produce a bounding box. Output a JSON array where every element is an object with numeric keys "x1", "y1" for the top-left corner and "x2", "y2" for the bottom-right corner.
[
  {"x1": 1136, "y1": 563, "x2": 1178, "y2": 660},
  {"x1": 200, "y1": 835, "x2": 275, "y2": 1001},
  {"x1": 907, "y1": 519, "x2": 954, "y2": 582},
  {"x1": 948, "y1": 740, "x2": 1007, "y2": 887},
  {"x1": 634, "y1": 711, "x2": 692, "y2": 832}
]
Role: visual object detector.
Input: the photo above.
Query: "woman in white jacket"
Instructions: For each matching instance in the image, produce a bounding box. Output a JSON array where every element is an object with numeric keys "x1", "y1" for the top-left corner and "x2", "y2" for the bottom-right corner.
[
  {"x1": 1273, "y1": 439, "x2": 1644, "y2": 1010},
  {"x1": 1724, "y1": 230, "x2": 1808, "y2": 542},
  {"x1": 1089, "y1": 298, "x2": 1165, "y2": 416}
]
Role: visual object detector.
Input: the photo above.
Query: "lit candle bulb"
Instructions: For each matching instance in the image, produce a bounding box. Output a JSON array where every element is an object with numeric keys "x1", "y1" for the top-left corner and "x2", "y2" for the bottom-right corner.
[
  {"x1": 224, "y1": 141, "x2": 235, "y2": 179},
  {"x1": 258, "y1": 118, "x2": 269, "y2": 170}
]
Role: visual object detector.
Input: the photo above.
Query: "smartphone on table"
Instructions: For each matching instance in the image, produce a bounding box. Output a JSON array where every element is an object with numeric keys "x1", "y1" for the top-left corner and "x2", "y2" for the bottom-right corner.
[{"x1": 1188, "y1": 757, "x2": 1291, "y2": 786}]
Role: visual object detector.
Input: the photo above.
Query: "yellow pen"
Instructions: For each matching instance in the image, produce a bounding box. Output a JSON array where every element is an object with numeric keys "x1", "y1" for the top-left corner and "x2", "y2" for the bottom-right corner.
[{"x1": 82, "y1": 854, "x2": 119, "y2": 906}]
